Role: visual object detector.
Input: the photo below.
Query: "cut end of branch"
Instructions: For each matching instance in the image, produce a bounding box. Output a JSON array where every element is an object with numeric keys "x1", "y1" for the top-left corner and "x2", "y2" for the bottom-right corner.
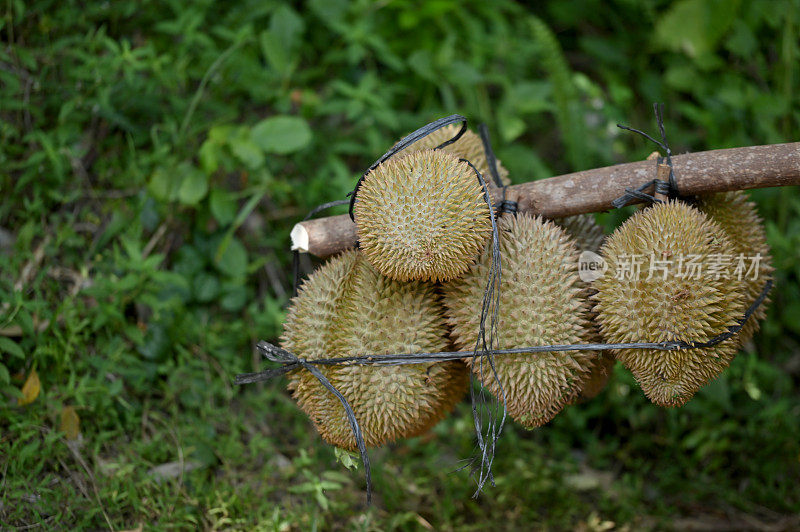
[{"x1": 290, "y1": 224, "x2": 309, "y2": 252}]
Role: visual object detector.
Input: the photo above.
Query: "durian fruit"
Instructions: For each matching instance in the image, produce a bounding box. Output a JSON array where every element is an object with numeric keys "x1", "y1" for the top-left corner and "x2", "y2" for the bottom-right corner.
[
  {"x1": 443, "y1": 213, "x2": 597, "y2": 428},
  {"x1": 554, "y1": 213, "x2": 612, "y2": 400},
  {"x1": 593, "y1": 201, "x2": 747, "y2": 407},
  {"x1": 408, "y1": 124, "x2": 512, "y2": 186},
  {"x1": 695, "y1": 191, "x2": 773, "y2": 344},
  {"x1": 555, "y1": 214, "x2": 606, "y2": 253},
  {"x1": 282, "y1": 250, "x2": 467, "y2": 451},
  {"x1": 354, "y1": 149, "x2": 491, "y2": 282}
]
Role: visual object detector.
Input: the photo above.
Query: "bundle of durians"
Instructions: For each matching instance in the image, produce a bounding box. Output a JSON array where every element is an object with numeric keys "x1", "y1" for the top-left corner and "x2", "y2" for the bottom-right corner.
[{"x1": 281, "y1": 125, "x2": 772, "y2": 451}]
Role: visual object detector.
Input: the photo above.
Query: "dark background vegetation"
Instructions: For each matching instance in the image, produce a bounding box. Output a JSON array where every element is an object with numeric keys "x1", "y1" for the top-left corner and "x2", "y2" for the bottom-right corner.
[{"x1": 2, "y1": 0, "x2": 799, "y2": 529}]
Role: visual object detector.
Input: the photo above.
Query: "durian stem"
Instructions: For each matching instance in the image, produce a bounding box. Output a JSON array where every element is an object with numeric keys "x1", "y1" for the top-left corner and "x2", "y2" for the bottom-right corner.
[{"x1": 292, "y1": 142, "x2": 800, "y2": 257}]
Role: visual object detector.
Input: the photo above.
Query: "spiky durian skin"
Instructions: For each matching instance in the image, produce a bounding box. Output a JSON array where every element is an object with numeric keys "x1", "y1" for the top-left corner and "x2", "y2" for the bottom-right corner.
[
  {"x1": 354, "y1": 149, "x2": 491, "y2": 282},
  {"x1": 409, "y1": 124, "x2": 511, "y2": 186},
  {"x1": 554, "y1": 214, "x2": 611, "y2": 399},
  {"x1": 282, "y1": 249, "x2": 359, "y2": 362},
  {"x1": 695, "y1": 191, "x2": 773, "y2": 344},
  {"x1": 282, "y1": 251, "x2": 467, "y2": 451},
  {"x1": 555, "y1": 214, "x2": 606, "y2": 253},
  {"x1": 443, "y1": 214, "x2": 597, "y2": 428},
  {"x1": 281, "y1": 250, "x2": 359, "y2": 448},
  {"x1": 593, "y1": 201, "x2": 746, "y2": 407}
]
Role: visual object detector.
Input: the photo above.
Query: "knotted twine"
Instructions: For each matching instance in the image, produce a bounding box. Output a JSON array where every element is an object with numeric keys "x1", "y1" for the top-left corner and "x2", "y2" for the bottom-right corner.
[
  {"x1": 238, "y1": 111, "x2": 772, "y2": 505},
  {"x1": 613, "y1": 103, "x2": 680, "y2": 207}
]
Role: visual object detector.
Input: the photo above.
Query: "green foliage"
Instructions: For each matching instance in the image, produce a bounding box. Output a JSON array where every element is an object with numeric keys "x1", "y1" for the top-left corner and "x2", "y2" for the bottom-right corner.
[{"x1": 1, "y1": 0, "x2": 799, "y2": 529}]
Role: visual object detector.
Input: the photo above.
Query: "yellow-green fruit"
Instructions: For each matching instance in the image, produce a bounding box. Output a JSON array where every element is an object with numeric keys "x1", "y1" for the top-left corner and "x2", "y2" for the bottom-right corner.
[
  {"x1": 695, "y1": 191, "x2": 773, "y2": 344},
  {"x1": 555, "y1": 214, "x2": 609, "y2": 399},
  {"x1": 409, "y1": 124, "x2": 511, "y2": 186},
  {"x1": 282, "y1": 250, "x2": 467, "y2": 451},
  {"x1": 354, "y1": 149, "x2": 491, "y2": 282},
  {"x1": 556, "y1": 214, "x2": 606, "y2": 252},
  {"x1": 443, "y1": 213, "x2": 597, "y2": 428},
  {"x1": 593, "y1": 201, "x2": 746, "y2": 407}
]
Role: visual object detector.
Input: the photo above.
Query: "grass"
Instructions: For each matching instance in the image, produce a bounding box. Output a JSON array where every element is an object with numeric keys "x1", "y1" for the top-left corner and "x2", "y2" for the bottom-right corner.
[{"x1": 2, "y1": 0, "x2": 800, "y2": 529}]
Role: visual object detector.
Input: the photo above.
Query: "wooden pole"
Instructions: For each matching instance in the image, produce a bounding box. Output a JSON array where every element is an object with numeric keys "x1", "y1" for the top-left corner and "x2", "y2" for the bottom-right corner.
[{"x1": 291, "y1": 142, "x2": 800, "y2": 258}]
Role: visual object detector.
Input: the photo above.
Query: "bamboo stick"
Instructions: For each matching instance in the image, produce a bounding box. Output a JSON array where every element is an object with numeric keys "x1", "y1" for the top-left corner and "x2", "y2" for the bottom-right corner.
[{"x1": 291, "y1": 142, "x2": 800, "y2": 258}]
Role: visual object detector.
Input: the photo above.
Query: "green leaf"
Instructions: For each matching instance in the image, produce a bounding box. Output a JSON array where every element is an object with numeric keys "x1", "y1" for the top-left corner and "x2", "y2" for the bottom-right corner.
[
  {"x1": 214, "y1": 237, "x2": 248, "y2": 278},
  {"x1": 503, "y1": 81, "x2": 552, "y2": 114},
  {"x1": 149, "y1": 166, "x2": 180, "y2": 202},
  {"x1": 177, "y1": 164, "x2": 209, "y2": 205},
  {"x1": 251, "y1": 116, "x2": 312, "y2": 154},
  {"x1": 260, "y1": 6, "x2": 305, "y2": 75},
  {"x1": 193, "y1": 272, "x2": 221, "y2": 302},
  {"x1": 260, "y1": 32, "x2": 288, "y2": 75},
  {"x1": 654, "y1": 0, "x2": 741, "y2": 59},
  {"x1": 334, "y1": 447, "x2": 360, "y2": 471},
  {"x1": 209, "y1": 189, "x2": 237, "y2": 226},
  {"x1": 0, "y1": 337, "x2": 24, "y2": 359},
  {"x1": 120, "y1": 234, "x2": 142, "y2": 261},
  {"x1": 497, "y1": 107, "x2": 527, "y2": 142},
  {"x1": 230, "y1": 135, "x2": 265, "y2": 169},
  {"x1": 270, "y1": 5, "x2": 305, "y2": 51},
  {"x1": 198, "y1": 139, "x2": 220, "y2": 174},
  {"x1": 15, "y1": 308, "x2": 35, "y2": 337}
]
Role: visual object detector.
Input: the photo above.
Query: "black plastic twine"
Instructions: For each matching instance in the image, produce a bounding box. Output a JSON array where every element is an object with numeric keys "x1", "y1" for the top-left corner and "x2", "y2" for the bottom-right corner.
[
  {"x1": 458, "y1": 159, "x2": 506, "y2": 496},
  {"x1": 478, "y1": 124, "x2": 505, "y2": 188},
  {"x1": 238, "y1": 278, "x2": 772, "y2": 380},
  {"x1": 613, "y1": 103, "x2": 679, "y2": 208},
  {"x1": 478, "y1": 123, "x2": 518, "y2": 216}
]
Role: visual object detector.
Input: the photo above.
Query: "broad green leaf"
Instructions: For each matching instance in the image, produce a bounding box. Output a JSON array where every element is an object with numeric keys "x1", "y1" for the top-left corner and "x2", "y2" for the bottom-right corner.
[
  {"x1": 251, "y1": 116, "x2": 311, "y2": 154},
  {"x1": 230, "y1": 134, "x2": 265, "y2": 169},
  {"x1": 270, "y1": 5, "x2": 305, "y2": 51},
  {"x1": 177, "y1": 164, "x2": 209, "y2": 205},
  {"x1": 654, "y1": 0, "x2": 741, "y2": 58},
  {"x1": 214, "y1": 237, "x2": 248, "y2": 278},
  {"x1": 260, "y1": 6, "x2": 305, "y2": 74},
  {"x1": 260, "y1": 32, "x2": 288, "y2": 74},
  {"x1": 497, "y1": 107, "x2": 527, "y2": 142},
  {"x1": 198, "y1": 140, "x2": 220, "y2": 174},
  {"x1": 209, "y1": 189, "x2": 237, "y2": 226},
  {"x1": 148, "y1": 167, "x2": 180, "y2": 202}
]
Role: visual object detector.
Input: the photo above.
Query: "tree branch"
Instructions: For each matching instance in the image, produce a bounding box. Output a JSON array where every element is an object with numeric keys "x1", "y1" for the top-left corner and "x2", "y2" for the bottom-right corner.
[{"x1": 291, "y1": 142, "x2": 800, "y2": 258}]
